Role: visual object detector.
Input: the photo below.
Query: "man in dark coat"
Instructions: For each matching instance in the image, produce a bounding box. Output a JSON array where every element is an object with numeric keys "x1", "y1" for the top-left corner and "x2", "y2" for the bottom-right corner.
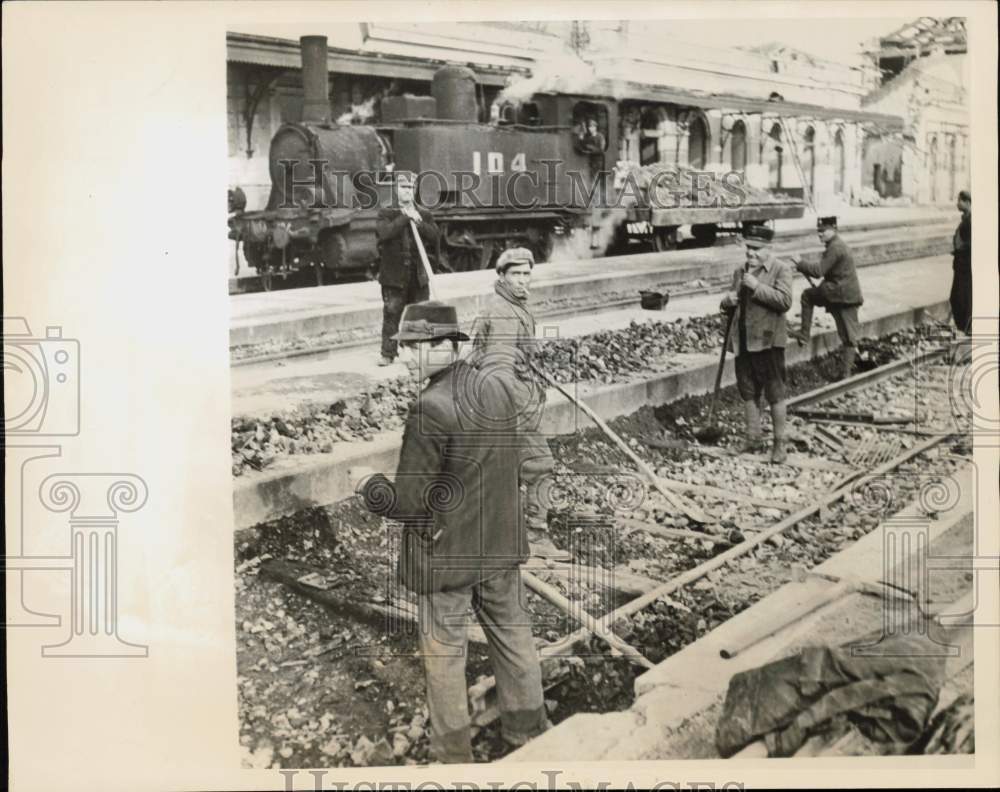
[
  {"x1": 353, "y1": 300, "x2": 549, "y2": 763},
  {"x1": 950, "y1": 190, "x2": 972, "y2": 336},
  {"x1": 471, "y1": 247, "x2": 565, "y2": 558},
  {"x1": 790, "y1": 216, "x2": 864, "y2": 380},
  {"x1": 720, "y1": 225, "x2": 795, "y2": 463},
  {"x1": 376, "y1": 171, "x2": 440, "y2": 366}
]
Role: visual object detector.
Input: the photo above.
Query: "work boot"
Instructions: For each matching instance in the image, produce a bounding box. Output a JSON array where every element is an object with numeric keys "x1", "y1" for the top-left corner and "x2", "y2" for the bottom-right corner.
[
  {"x1": 739, "y1": 435, "x2": 767, "y2": 455},
  {"x1": 377, "y1": 355, "x2": 394, "y2": 367},
  {"x1": 770, "y1": 439, "x2": 788, "y2": 464},
  {"x1": 526, "y1": 516, "x2": 570, "y2": 560},
  {"x1": 788, "y1": 326, "x2": 809, "y2": 346},
  {"x1": 841, "y1": 345, "x2": 857, "y2": 380}
]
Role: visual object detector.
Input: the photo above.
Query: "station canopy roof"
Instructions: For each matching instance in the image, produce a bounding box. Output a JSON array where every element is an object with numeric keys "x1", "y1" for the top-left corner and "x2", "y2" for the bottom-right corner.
[
  {"x1": 227, "y1": 32, "x2": 526, "y2": 87},
  {"x1": 599, "y1": 80, "x2": 905, "y2": 131}
]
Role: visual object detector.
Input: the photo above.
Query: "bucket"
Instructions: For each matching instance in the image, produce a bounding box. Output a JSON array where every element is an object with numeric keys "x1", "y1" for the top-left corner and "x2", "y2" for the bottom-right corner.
[{"x1": 639, "y1": 290, "x2": 670, "y2": 310}]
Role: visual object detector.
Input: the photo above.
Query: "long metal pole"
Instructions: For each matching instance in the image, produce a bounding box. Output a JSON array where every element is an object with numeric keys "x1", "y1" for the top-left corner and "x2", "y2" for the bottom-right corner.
[{"x1": 409, "y1": 219, "x2": 438, "y2": 300}]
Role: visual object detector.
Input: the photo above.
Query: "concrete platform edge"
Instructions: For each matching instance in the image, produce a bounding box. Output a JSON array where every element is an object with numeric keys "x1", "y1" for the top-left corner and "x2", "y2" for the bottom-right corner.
[{"x1": 230, "y1": 233, "x2": 951, "y2": 347}]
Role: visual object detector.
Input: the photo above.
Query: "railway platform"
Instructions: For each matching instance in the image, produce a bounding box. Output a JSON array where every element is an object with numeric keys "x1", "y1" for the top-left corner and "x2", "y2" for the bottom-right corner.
[{"x1": 230, "y1": 217, "x2": 953, "y2": 350}]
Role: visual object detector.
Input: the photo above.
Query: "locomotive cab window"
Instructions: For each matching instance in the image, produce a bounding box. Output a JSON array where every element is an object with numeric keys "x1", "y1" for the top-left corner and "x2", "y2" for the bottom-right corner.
[
  {"x1": 518, "y1": 102, "x2": 541, "y2": 127},
  {"x1": 572, "y1": 101, "x2": 608, "y2": 154}
]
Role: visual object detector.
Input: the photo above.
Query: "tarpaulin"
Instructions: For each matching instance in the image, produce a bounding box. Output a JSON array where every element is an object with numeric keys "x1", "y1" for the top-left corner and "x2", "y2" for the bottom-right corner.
[{"x1": 716, "y1": 630, "x2": 950, "y2": 757}]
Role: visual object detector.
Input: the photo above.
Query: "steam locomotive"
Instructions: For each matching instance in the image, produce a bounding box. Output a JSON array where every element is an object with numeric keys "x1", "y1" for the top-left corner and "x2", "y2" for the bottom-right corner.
[{"x1": 229, "y1": 36, "x2": 804, "y2": 288}]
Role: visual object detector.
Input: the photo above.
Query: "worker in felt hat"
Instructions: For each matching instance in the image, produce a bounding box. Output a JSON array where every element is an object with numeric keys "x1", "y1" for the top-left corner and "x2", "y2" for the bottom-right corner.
[
  {"x1": 375, "y1": 170, "x2": 440, "y2": 366},
  {"x1": 352, "y1": 298, "x2": 550, "y2": 763},
  {"x1": 790, "y1": 216, "x2": 864, "y2": 380},
  {"x1": 721, "y1": 225, "x2": 794, "y2": 464},
  {"x1": 470, "y1": 247, "x2": 564, "y2": 559}
]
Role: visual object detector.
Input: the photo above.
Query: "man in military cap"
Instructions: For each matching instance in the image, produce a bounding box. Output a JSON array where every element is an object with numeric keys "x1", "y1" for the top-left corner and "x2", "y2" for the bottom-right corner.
[
  {"x1": 376, "y1": 171, "x2": 440, "y2": 366},
  {"x1": 471, "y1": 247, "x2": 565, "y2": 559},
  {"x1": 720, "y1": 225, "x2": 794, "y2": 464},
  {"x1": 352, "y1": 300, "x2": 550, "y2": 764},
  {"x1": 790, "y1": 216, "x2": 864, "y2": 380}
]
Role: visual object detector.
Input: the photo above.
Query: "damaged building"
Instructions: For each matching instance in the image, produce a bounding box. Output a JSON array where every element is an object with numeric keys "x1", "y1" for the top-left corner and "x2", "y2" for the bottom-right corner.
[{"x1": 860, "y1": 17, "x2": 969, "y2": 204}]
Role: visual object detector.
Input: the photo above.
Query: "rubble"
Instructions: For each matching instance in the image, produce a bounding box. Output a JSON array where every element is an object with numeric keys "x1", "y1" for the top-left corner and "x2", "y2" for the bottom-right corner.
[{"x1": 234, "y1": 324, "x2": 966, "y2": 766}]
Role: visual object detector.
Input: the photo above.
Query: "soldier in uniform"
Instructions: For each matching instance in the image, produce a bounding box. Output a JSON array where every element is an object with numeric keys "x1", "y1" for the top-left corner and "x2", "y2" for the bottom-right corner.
[
  {"x1": 790, "y1": 216, "x2": 864, "y2": 380},
  {"x1": 376, "y1": 171, "x2": 440, "y2": 366},
  {"x1": 950, "y1": 190, "x2": 972, "y2": 336},
  {"x1": 471, "y1": 247, "x2": 565, "y2": 559},
  {"x1": 720, "y1": 225, "x2": 794, "y2": 464},
  {"x1": 353, "y1": 301, "x2": 550, "y2": 764}
]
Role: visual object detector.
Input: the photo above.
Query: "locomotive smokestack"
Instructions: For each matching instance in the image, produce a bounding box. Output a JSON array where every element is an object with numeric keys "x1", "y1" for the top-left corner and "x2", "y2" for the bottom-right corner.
[{"x1": 300, "y1": 35, "x2": 331, "y2": 125}]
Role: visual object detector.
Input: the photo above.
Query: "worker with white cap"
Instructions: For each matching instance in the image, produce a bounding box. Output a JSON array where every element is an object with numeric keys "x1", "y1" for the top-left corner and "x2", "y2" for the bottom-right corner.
[{"x1": 471, "y1": 247, "x2": 565, "y2": 559}]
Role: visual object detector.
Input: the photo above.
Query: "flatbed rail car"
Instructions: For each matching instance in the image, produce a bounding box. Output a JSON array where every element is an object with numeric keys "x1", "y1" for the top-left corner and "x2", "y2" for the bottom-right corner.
[{"x1": 620, "y1": 199, "x2": 807, "y2": 251}]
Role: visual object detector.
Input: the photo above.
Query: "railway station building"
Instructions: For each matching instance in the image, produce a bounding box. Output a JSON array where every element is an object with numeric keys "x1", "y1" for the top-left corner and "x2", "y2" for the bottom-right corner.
[{"x1": 227, "y1": 22, "x2": 910, "y2": 215}]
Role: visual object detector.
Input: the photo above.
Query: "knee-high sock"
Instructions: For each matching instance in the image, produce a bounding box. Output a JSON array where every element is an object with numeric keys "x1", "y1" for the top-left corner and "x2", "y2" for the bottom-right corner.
[
  {"x1": 800, "y1": 294, "x2": 814, "y2": 337},
  {"x1": 745, "y1": 400, "x2": 762, "y2": 438}
]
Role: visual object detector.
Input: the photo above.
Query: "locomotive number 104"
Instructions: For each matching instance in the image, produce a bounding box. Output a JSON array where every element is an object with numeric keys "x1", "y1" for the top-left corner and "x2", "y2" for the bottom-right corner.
[{"x1": 472, "y1": 152, "x2": 528, "y2": 174}]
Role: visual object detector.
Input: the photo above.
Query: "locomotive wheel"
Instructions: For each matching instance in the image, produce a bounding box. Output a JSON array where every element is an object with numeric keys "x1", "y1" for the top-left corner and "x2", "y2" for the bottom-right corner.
[
  {"x1": 529, "y1": 229, "x2": 554, "y2": 264},
  {"x1": 652, "y1": 227, "x2": 678, "y2": 252},
  {"x1": 319, "y1": 229, "x2": 348, "y2": 280}
]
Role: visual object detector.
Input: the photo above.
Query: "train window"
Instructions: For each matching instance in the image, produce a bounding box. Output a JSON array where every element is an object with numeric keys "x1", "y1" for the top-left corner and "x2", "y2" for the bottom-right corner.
[{"x1": 518, "y1": 102, "x2": 541, "y2": 126}]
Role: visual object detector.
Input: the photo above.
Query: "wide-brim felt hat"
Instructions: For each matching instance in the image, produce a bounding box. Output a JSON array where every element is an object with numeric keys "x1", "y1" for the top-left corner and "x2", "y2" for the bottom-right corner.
[
  {"x1": 391, "y1": 300, "x2": 470, "y2": 342},
  {"x1": 817, "y1": 215, "x2": 838, "y2": 229}
]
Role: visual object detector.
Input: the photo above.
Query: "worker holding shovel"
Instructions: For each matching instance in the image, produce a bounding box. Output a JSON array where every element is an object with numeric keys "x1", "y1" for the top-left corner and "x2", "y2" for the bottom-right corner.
[
  {"x1": 470, "y1": 247, "x2": 566, "y2": 559},
  {"x1": 720, "y1": 225, "x2": 795, "y2": 464}
]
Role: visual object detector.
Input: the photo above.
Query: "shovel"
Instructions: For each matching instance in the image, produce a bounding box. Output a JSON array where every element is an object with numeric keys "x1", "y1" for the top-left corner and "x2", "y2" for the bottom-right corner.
[
  {"x1": 693, "y1": 305, "x2": 737, "y2": 445},
  {"x1": 695, "y1": 256, "x2": 750, "y2": 444}
]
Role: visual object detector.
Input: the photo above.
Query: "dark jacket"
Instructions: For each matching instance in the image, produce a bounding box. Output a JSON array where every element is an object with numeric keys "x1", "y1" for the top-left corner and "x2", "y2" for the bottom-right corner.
[
  {"x1": 362, "y1": 359, "x2": 528, "y2": 594},
  {"x1": 799, "y1": 234, "x2": 863, "y2": 306},
  {"x1": 471, "y1": 279, "x2": 539, "y2": 378},
  {"x1": 721, "y1": 256, "x2": 794, "y2": 353},
  {"x1": 953, "y1": 212, "x2": 971, "y2": 273},
  {"x1": 376, "y1": 207, "x2": 440, "y2": 289}
]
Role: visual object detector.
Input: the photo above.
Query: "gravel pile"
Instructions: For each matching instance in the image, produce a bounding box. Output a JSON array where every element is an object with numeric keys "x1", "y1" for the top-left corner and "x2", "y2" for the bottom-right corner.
[
  {"x1": 232, "y1": 324, "x2": 946, "y2": 476},
  {"x1": 233, "y1": 314, "x2": 727, "y2": 476}
]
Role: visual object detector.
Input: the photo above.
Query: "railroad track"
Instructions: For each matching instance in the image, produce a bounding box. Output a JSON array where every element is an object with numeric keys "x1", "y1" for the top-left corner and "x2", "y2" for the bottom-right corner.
[
  {"x1": 461, "y1": 342, "x2": 964, "y2": 727},
  {"x1": 247, "y1": 336, "x2": 970, "y2": 761},
  {"x1": 229, "y1": 222, "x2": 953, "y2": 368}
]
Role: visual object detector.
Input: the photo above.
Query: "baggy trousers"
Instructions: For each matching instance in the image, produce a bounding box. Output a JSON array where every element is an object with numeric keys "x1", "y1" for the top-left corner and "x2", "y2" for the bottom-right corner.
[
  {"x1": 417, "y1": 568, "x2": 548, "y2": 763},
  {"x1": 949, "y1": 261, "x2": 972, "y2": 336},
  {"x1": 381, "y1": 279, "x2": 430, "y2": 359}
]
